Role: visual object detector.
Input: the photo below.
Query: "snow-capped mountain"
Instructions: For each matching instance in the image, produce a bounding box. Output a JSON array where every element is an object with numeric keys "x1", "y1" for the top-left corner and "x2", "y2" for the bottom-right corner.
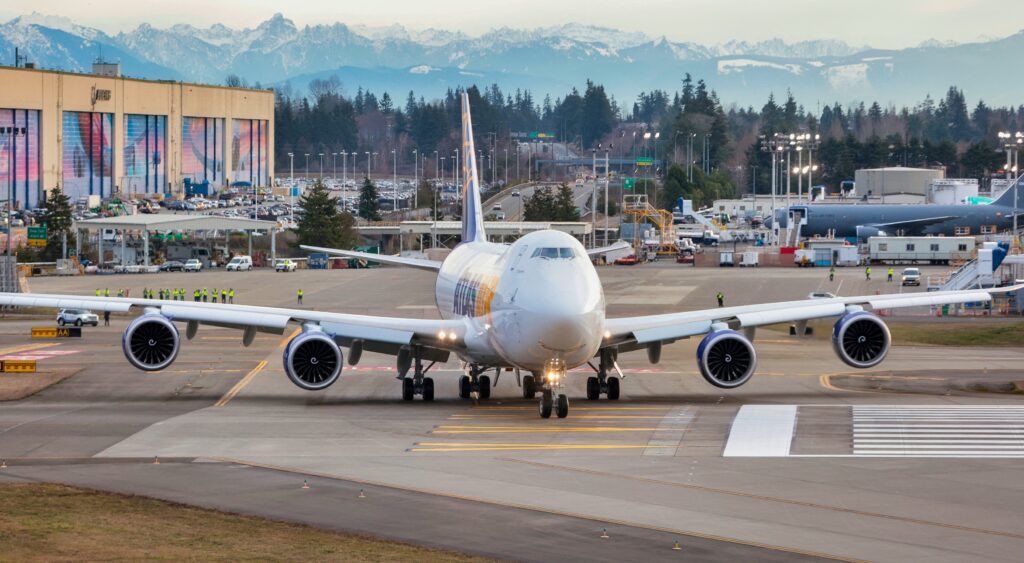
[{"x1": 1, "y1": 12, "x2": 1021, "y2": 108}]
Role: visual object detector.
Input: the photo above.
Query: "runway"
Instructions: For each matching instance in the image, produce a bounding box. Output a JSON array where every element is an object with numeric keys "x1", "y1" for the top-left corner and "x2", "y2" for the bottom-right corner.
[{"x1": 2, "y1": 265, "x2": 1023, "y2": 561}]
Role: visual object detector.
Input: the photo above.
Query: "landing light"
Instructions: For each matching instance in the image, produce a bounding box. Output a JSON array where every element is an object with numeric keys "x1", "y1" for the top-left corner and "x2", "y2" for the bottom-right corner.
[
  {"x1": 604, "y1": 330, "x2": 611, "y2": 339},
  {"x1": 438, "y1": 330, "x2": 447, "y2": 340}
]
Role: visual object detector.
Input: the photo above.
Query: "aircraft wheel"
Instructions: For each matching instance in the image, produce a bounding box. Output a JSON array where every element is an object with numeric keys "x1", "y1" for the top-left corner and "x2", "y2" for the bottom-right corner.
[
  {"x1": 607, "y1": 377, "x2": 620, "y2": 400},
  {"x1": 586, "y1": 376, "x2": 600, "y2": 400},
  {"x1": 402, "y1": 377, "x2": 414, "y2": 401},
  {"x1": 478, "y1": 375, "x2": 491, "y2": 399},
  {"x1": 522, "y1": 375, "x2": 536, "y2": 399},
  {"x1": 539, "y1": 390, "x2": 553, "y2": 419},
  {"x1": 556, "y1": 394, "x2": 569, "y2": 418},
  {"x1": 422, "y1": 377, "x2": 434, "y2": 401},
  {"x1": 458, "y1": 376, "x2": 471, "y2": 399}
]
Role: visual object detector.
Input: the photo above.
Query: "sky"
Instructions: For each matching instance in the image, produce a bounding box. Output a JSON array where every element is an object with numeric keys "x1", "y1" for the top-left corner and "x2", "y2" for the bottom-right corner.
[{"x1": 2, "y1": 1, "x2": 1021, "y2": 48}]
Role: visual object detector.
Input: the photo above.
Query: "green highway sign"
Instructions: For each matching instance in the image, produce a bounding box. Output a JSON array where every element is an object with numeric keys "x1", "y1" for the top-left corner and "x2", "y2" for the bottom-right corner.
[
  {"x1": 635, "y1": 157, "x2": 654, "y2": 166},
  {"x1": 623, "y1": 177, "x2": 636, "y2": 190},
  {"x1": 27, "y1": 226, "x2": 47, "y2": 240}
]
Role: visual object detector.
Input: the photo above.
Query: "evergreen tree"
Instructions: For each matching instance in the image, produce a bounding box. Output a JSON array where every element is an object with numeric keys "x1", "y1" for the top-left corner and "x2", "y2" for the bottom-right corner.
[
  {"x1": 358, "y1": 177, "x2": 381, "y2": 221},
  {"x1": 40, "y1": 185, "x2": 75, "y2": 260},
  {"x1": 296, "y1": 180, "x2": 356, "y2": 249}
]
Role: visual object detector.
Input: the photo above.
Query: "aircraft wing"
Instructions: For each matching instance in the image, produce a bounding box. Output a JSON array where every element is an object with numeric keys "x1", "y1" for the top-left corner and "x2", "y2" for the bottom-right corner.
[
  {"x1": 0, "y1": 292, "x2": 464, "y2": 358},
  {"x1": 604, "y1": 286, "x2": 1021, "y2": 346},
  {"x1": 300, "y1": 245, "x2": 442, "y2": 272},
  {"x1": 585, "y1": 240, "x2": 632, "y2": 257}
]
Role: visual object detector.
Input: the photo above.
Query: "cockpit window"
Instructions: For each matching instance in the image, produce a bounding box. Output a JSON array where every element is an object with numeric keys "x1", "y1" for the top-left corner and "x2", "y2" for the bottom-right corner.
[{"x1": 531, "y1": 247, "x2": 577, "y2": 260}]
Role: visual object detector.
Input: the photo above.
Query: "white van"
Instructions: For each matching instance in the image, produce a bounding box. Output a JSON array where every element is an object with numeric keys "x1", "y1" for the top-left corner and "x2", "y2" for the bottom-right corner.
[{"x1": 226, "y1": 255, "x2": 253, "y2": 271}]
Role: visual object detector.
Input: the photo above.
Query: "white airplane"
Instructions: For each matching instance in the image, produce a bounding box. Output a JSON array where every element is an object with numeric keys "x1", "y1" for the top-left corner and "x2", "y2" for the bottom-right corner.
[{"x1": 1, "y1": 93, "x2": 1019, "y2": 418}]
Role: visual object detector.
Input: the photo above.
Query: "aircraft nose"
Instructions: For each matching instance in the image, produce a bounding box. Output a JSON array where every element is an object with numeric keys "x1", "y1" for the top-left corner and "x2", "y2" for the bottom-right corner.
[{"x1": 539, "y1": 317, "x2": 589, "y2": 352}]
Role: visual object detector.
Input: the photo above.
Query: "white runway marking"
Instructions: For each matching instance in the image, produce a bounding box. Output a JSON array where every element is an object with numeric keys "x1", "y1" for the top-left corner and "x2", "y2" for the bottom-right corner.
[
  {"x1": 722, "y1": 405, "x2": 796, "y2": 457},
  {"x1": 851, "y1": 405, "x2": 1024, "y2": 458}
]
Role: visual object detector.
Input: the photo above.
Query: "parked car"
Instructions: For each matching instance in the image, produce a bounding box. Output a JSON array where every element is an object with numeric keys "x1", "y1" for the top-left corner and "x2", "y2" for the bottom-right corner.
[
  {"x1": 226, "y1": 256, "x2": 253, "y2": 271},
  {"x1": 159, "y1": 260, "x2": 184, "y2": 272},
  {"x1": 901, "y1": 267, "x2": 922, "y2": 286},
  {"x1": 57, "y1": 308, "x2": 98, "y2": 327},
  {"x1": 275, "y1": 259, "x2": 297, "y2": 272},
  {"x1": 184, "y1": 259, "x2": 203, "y2": 272},
  {"x1": 614, "y1": 255, "x2": 640, "y2": 266}
]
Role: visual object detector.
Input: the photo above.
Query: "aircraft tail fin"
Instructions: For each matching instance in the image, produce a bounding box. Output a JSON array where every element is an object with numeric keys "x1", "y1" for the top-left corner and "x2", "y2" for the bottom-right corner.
[
  {"x1": 992, "y1": 174, "x2": 1023, "y2": 209},
  {"x1": 460, "y1": 92, "x2": 486, "y2": 243}
]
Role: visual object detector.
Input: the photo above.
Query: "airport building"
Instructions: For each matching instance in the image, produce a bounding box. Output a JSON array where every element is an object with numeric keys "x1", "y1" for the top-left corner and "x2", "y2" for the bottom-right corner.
[{"x1": 0, "y1": 63, "x2": 274, "y2": 209}]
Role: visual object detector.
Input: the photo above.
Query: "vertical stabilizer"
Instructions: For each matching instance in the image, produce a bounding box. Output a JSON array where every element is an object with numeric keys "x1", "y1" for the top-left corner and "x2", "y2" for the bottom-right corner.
[
  {"x1": 461, "y1": 92, "x2": 486, "y2": 243},
  {"x1": 992, "y1": 174, "x2": 1023, "y2": 210}
]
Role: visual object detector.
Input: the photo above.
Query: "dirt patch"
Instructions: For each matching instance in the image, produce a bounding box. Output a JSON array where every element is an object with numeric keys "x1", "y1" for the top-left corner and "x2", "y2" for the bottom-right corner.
[
  {"x1": 0, "y1": 483, "x2": 492, "y2": 562},
  {"x1": 0, "y1": 368, "x2": 80, "y2": 401}
]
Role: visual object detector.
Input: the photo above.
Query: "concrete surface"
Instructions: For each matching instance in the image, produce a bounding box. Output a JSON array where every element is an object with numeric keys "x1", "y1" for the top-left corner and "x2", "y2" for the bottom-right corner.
[{"x1": 1, "y1": 264, "x2": 1022, "y2": 562}]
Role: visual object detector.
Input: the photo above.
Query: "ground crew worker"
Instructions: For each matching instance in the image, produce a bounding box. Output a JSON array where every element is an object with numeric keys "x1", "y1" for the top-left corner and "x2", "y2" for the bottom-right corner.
[
  {"x1": 221, "y1": 289, "x2": 227, "y2": 303},
  {"x1": 95, "y1": 288, "x2": 101, "y2": 297},
  {"x1": 194, "y1": 289, "x2": 200, "y2": 302},
  {"x1": 202, "y1": 288, "x2": 208, "y2": 302},
  {"x1": 228, "y1": 288, "x2": 234, "y2": 304},
  {"x1": 716, "y1": 291, "x2": 724, "y2": 307},
  {"x1": 104, "y1": 288, "x2": 110, "y2": 297},
  {"x1": 117, "y1": 288, "x2": 124, "y2": 298},
  {"x1": 297, "y1": 288, "x2": 304, "y2": 305},
  {"x1": 180, "y1": 288, "x2": 185, "y2": 302},
  {"x1": 887, "y1": 267, "x2": 894, "y2": 282},
  {"x1": 212, "y1": 287, "x2": 218, "y2": 303},
  {"x1": 829, "y1": 266, "x2": 835, "y2": 282},
  {"x1": 865, "y1": 266, "x2": 872, "y2": 281},
  {"x1": 103, "y1": 310, "x2": 110, "y2": 326}
]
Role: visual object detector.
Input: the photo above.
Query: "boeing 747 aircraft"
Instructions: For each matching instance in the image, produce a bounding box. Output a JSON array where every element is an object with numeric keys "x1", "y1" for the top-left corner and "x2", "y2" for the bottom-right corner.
[{"x1": 1, "y1": 94, "x2": 1019, "y2": 418}]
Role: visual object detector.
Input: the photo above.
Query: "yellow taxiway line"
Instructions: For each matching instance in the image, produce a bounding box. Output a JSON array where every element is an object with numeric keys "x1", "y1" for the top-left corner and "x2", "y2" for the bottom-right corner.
[
  {"x1": 450, "y1": 415, "x2": 681, "y2": 420},
  {"x1": 215, "y1": 360, "x2": 268, "y2": 407},
  {"x1": 432, "y1": 426, "x2": 661, "y2": 434},
  {"x1": 411, "y1": 442, "x2": 675, "y2": 452},
  {"x1": 0, "y1": 342, "x2": 59, "y2": 355},
  {"x1": 469, "y1": 406, "x2": 668, "y2": 411}
]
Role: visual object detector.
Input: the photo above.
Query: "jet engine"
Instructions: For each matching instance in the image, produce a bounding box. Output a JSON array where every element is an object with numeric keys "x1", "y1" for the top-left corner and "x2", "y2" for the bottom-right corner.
[
  {"x1": 696, "y1": 329, "x2": 757, "y2": 388},
  {"x1": 283, "y1": 330, "x2": 343, "y2": 390},
  {"x1": 832, "y1": 311, "x2": 890, "y2": 368},
  {"x1": 122, "y1": 314, "x2": 180, "y2": 371}
]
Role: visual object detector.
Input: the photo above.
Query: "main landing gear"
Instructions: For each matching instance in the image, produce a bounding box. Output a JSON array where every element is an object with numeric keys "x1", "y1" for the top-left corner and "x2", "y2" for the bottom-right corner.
[
  {"x1": 458, "y1": 365, "x2": 492, "y2": 400},
  {"x1": 585, "y1": 348, "x2": 621, "y2": 401},
  {"x1": 400, "y1": 346, "x2": 435, "y2": 401}
]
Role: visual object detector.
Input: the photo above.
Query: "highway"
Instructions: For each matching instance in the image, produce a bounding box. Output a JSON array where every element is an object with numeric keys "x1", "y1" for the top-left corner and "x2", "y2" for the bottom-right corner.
[
  {"x1": 487, "y1": 181, "x2": 599, "y2": 222},
  {"x1": 2, "y1": 265, "x2": 1023, "y2": 561}
]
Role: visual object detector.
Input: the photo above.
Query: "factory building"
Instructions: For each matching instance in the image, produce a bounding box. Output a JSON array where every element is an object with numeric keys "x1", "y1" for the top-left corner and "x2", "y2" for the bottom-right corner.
[
  {"x1": 853, "y1": 167, "x2": 943, "y2": 202},
  {"x1": 0, "y1": 62, "x2": 274, "y2": 209}
]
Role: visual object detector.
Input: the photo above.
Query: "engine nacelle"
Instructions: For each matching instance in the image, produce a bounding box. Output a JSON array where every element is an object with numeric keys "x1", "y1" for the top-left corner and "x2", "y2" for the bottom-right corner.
[
  {"x1": 122, "y1": 314, "x2": 180, "y2": 371},
  {"x1": 832, "y1": 311, "x2": 890, "y2": 368},
  {"x1": 696, "y1": 329, "x2": 757, "y2": 388},
  {"x1": 283, "y1": 330, "x2": 343, "y2": 390}
]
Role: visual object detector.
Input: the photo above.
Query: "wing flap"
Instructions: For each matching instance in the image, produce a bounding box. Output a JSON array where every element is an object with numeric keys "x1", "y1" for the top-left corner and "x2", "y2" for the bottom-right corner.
[{"x1": 735, "y1": 302, "x2": 847, "y2": 327}]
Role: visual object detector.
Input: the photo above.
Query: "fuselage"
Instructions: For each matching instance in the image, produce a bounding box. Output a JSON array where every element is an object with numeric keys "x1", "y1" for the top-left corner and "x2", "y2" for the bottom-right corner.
[
  {"x1": 434, "y1": 230, "x2": 605, "y2": 372},
  {"x1": 776, "y1": 203, "x2": 1017, "y2": 238}
]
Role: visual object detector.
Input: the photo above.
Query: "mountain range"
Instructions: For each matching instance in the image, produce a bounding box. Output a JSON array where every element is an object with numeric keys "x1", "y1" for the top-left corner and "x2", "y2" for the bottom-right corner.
[{"x1": 2, "y1": 12, "x2": 1022, "y2": 109}]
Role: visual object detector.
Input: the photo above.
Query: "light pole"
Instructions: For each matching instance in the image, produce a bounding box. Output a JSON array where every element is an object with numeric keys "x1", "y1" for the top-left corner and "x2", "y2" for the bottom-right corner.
[
  {"x1": 365, "y1": 151, "x2": 371, "y2": 181},
  {"x1": 288, "y1": 152, "x2": 294, "y2": 223},
  {"x1": 391, "y1": 149, "x2": 397, "y2": 212},
  {"x1": 604, "y1": 148, "x2": 610, "y2": 246},
  {"x1": 332, "y1": 152, "x2": 338, "y2": 181},
  {"x1": 433, "y1": 151, "x2": 439, "y2": 182},
  {"x1": 504, "y1": 148, "x2": 508, "y2": 185},
  {"x1": 304, "y1": 153, "x2": 310, "y2": 179},
  {"x1": 413, "y1": 148, "x2": 418, "y2": 208},
  {"x1": 454, "y1": 148, "x2": 460, "y2": 197}
]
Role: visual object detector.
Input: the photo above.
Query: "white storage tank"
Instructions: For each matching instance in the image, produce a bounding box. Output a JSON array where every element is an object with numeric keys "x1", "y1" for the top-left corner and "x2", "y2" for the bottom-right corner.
[{"x1": 928, "y1": 179, "x2": 979, "y2": 204}]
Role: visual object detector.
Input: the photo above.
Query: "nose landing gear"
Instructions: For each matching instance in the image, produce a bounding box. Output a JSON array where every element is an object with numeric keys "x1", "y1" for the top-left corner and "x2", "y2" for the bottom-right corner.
[{"x1": 539, "y1": 359, "x2": 568, "y2": 419}]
